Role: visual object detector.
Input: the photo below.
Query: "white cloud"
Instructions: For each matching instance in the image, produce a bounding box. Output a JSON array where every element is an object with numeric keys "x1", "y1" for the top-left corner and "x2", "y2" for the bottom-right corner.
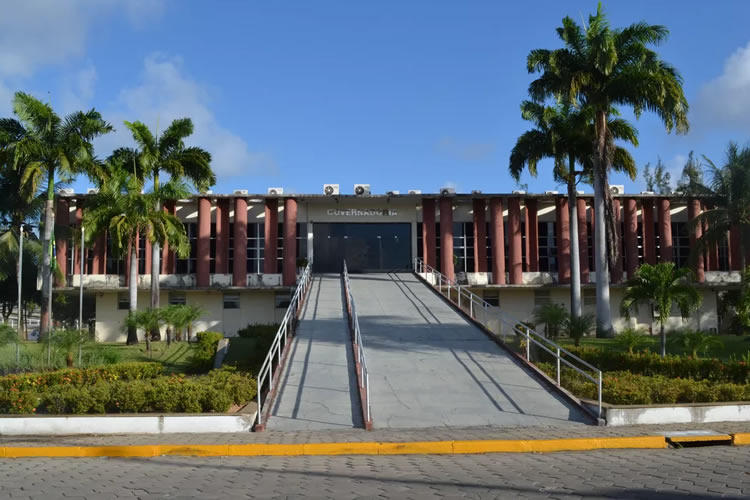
[
  {"x1": 61, "y1": 64, "x2": 98, "y2": 113},
  {"x1": 697, "y1": 41, "x2": 750, "y2": 131},
  {"x1": 100, "y1": 54, "x2": 275, "y2": 178},
  {"x1": 0, "y1": 1, "x2": 166, "y2": 78}
]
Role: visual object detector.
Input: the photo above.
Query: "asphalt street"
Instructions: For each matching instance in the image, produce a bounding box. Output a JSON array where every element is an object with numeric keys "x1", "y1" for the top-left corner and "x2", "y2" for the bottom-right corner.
[{"x1": 1, "y1": 446, "x2": 748, "y2": 499}]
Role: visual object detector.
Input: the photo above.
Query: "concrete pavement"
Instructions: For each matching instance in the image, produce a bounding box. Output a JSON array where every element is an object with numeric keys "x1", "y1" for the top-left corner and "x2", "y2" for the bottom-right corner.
[
  {"x1": 1, "y1": 447, "x2": 748, "y2": 498},
  {"x1": 348, "y1": 273, "x2": 590, "y2": 428},
  {"x1": 266, "y1": 275, "x2": 363, "y2": 431}
]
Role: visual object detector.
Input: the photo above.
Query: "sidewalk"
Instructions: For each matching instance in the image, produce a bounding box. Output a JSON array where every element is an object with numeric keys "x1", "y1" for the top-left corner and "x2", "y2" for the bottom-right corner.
[{"x1": 1, "y1": 422, "x2": 748, "y2": 456}]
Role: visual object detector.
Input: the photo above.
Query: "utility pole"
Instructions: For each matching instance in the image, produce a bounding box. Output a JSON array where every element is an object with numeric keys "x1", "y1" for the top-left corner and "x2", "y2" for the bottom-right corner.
[
  {"x1": 79, "y1": 225, "x2": 85, "y2": 366},
  {"x1": 17, "y1": 223, "x2": 23, "y2": 339}
]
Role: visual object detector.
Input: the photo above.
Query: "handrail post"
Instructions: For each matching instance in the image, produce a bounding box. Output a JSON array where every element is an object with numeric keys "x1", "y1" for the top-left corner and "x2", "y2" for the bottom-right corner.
[
  {"x1": 525, "y1": 330, "x2": 531, "y2": 361},
  {"x1": 598, "y1": 371, "x2": 603, "y2": 418},
  {"x1": 556, "y1": 347, "x2": 561, "y2": 386}
]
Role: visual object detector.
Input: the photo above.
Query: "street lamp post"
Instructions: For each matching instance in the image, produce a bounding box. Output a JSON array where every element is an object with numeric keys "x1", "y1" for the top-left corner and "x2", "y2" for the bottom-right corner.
[
  {"x1": 16, "y1": 223, "x2": 23, "y2": 363},
  {"x1": 79, "y1": 226, "x2": 84, "y2": 366}
]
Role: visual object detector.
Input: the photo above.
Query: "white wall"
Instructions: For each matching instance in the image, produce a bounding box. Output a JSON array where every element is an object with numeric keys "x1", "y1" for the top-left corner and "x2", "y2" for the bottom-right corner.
[{"x1": 95, "y1": 290, "x2": 280, "y2": 342}]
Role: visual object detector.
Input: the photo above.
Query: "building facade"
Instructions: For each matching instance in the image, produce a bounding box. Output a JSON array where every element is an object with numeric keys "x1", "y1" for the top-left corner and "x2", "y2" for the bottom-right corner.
[{"x1": 54, "y1": 189, "x2": 738, "y2": 341}]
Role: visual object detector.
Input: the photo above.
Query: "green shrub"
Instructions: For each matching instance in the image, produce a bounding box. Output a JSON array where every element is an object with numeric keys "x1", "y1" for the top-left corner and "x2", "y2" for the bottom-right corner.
[
  {"x1": 0, "y1": 362, "x2": 163, "y2": 393},
  {"x1": 204, "y1": 366, "x2": 257, "y2": 405},
  {"x1": 189, "y1": 332, "x2": 224, "y2": 372},
  {"x1": 613, "y1": 327, "x2": 650, "y2": 354},
  {"x1": 236, "y1": 323, "x2": 279, "y2": 339}
]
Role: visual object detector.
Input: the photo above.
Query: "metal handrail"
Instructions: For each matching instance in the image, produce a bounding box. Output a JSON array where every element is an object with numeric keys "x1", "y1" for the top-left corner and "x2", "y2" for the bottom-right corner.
[
  {"x1": 413, "y1": 258, "x2": 603, "y2": 418},
  {"x1": 255, "y1": 263, "x2": 313, "y2": 428},
  {"x1": 342, "y1": 261, "x2": 372, "y2": 426}
]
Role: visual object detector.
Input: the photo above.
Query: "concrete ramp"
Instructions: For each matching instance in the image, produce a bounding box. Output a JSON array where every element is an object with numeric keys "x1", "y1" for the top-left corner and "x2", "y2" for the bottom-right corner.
[
  {"x1": 348, "y1": 273, "x2": 591, "y2": 429},
  {"x1": 266, "y1": 275, "x2": 363, "y2": 431}
]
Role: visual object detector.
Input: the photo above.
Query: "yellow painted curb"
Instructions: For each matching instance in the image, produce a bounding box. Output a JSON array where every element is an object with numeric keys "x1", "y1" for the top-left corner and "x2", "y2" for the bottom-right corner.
[
  {"x1": 732, "y1": 433, "x2": 750, "y2": 446},
  {"x1": 0, "y1": 435, "x2": 669, "y2": 458}
]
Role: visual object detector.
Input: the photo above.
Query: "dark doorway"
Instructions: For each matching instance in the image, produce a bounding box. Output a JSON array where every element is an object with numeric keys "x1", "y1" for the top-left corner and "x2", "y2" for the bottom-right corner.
[{"x1": 313, "y1": 223, "x2": 412, "y2": 273}]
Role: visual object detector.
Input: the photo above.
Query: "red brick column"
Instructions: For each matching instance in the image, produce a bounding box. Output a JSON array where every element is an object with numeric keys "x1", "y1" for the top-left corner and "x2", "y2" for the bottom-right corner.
[
  {"x1": 439, "y1": 197, "x2": 454, "y2": 281},
  {"x1": 54, "y1": 199, "x2": 69, "y2": 285},
  {"x1": 624, "y1": 198, "x2": 638, "y2": 279},
  {"x1": 233, "y1": 197, "x2": 248, "y2": 286},
  {"x1": 264, "y1": 198, "x2": 279, "y2": 274},
  {"x1": 162, "y1": 200, "x2": 177, "y2": 274},
  {"x1": 526, "y1": 199, "x2": 539, "y2": 273},
  {"x1": 688, "y1": 199, "x2": 705, "y2": 282},
  {"x1": 489, "y1": 198, "x2": 505, "y2": 285},
  {"x1": 705, "y1": 203, "x2": 719, "y2": 271},
  {"x1": 730, "y1": 226, "x2": 742, "y2": 271},
  {"x1": 215, "y1": 199, "x2": 229, "y2": 274},
  {"x1": 93, "y1": 234, "x2": 106, "y2": 274},
  {"x1": 611, "y1": 199, "x2": 624, "y2": 283},
  {"x1": 641, "y1": 199, "x2": 656, "y2": 265},
  {"x1": 658, "y1": 198, "x2": 672, "y2": 263},
  {"x1": 576, "y1": 198, "x2": 589, "y2": 283},
  {"x1": 473, "y1": 198, "x2": 487, "y2": 273},
  {"x1": 508, "y1": 197, "x2": 523, "y2": 284},
  {"x1": 283, "y1": 198, "x2": 298, "y2": 286},
  {"x1": 74, "y1": 206, "x2": 83, "y2": 275},
  {"x1": 555, "y1": 198, "x2": 571, "y2": 284},
  {"x1": 422, "y1": 199, "x2": 437, "y2": 268},
  {"x1": 197, "y1": 197, "x2": 211, "y2": 287}
]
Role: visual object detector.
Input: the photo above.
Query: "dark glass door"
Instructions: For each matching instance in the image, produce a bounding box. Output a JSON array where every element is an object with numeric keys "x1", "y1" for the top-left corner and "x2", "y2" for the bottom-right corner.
[{"x1": 313, "y1": 223, "x2": 412, "y2": 273}]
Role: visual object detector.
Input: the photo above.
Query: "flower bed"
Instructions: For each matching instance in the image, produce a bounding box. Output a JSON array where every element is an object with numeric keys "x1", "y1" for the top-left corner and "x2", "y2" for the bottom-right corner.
[{"x1": 0, "y1": 363, "x2": 257, "y2": 415}]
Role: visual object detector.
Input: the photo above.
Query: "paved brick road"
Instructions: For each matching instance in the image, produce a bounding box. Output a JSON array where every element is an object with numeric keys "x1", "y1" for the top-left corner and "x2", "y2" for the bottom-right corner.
[{"x1": 1, "y1": 446, "x2": 748, "y2": 499}]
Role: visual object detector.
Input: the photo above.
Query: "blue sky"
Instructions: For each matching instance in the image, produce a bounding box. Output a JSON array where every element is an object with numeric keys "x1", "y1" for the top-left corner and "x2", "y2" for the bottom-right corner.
[{"x1": 2, "y1": 0, "x2": 750, "y2": 196}]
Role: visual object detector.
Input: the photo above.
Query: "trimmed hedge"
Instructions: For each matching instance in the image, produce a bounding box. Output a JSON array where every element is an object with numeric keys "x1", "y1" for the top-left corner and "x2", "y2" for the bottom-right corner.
[
  {"x1": 546, "y1": 346, "x2": 750, "y2": 385},
  {"x1": 538, "y1": 363, "x2": 750, "y2": 405},
  {"x1": 189, "y1": 331, "x2": 224, "y2": 372},
  {"x1": 0, "y1": 362, "x2": 163, "y2": 392},
  {"x1": 0, "y1": 366, "x2": 257, "y2": 415}
]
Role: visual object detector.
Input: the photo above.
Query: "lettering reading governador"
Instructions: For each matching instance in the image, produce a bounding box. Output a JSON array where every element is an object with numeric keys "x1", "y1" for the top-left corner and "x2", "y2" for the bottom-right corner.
[{"x1": 327, "y1": 208, "x2": 398, "y2": 216}]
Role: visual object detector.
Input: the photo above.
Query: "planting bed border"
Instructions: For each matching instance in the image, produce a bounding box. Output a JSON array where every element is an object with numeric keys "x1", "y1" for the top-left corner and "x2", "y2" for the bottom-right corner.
[
  {"x1": 583, "y1": 400, "x2": 750, "y2": 426},
  {"x1": 0, "y1": 411, "x2": 257, "y2": 436}
]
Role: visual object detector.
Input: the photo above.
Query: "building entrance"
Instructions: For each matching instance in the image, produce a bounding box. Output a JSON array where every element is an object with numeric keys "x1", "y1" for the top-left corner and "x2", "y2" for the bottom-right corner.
[{"x1": 313, "y1": 223, "x2": 412, "y2": 273}]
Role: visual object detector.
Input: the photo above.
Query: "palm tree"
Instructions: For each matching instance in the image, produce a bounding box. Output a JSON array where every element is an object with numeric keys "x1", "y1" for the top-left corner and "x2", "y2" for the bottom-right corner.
[
  {"x1": 533, "y1": 302, "x2": 567, "y2": 339},
  {"x1": 689, "y1": 144, "x2": 750, "y2": 270},
  {"x1": 119, "y1": 119, "x2": 213, "y2": 339},
  {"x1": 510, "y1": 101, "x2": 636, "y2": 317},
  {"x1": 527, "y1": 5, "x2": 689, "y2": 336},
  {"x1": 84, "y1": 167, "x2": 190, "y2": 344},
  {"x1": 621, "y1": 262, "x2": 702, "y2": 357},
  {"x1": 563, "y1": 313, "x2": 595, "y2": 346},
  {"x1": 123, "y1": 308, "x2": 164, "y2": 357},
  {"x1": 667, "y1": 330, "x2": 723, "y2": 358},
  {"x1": 1, "y1": 92, "x2": 112, "y2": 337}
]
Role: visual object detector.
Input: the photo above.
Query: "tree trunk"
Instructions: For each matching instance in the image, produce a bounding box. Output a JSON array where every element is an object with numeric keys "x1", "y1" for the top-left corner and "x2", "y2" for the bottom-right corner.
[
  {"x1": 126, "y1": 245, "x2": 139, "y2": 345},
  {"x1": 567, "y1": 163, "x2": 582, "y2": 319},
  {"x1": 150, "y1": 175, "x2": 161, "y2": 341},
  {"x1": 594, "y1": 110, "x2": 614, "y2": 337},
  {"x1": 660, "y1": 323, "x2": 666, "y2": 357},
  {"x1": 40, "y1": 167, "x2": 55, "y2": 338}
]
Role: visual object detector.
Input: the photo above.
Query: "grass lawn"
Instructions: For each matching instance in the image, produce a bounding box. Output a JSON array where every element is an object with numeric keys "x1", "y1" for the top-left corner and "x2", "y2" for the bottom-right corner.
[
  {"x1": 0, "y1": 340, "x2": 198, "y2": 375},
  {"x1": 558, "y1": 334, "x2": 750, "y2": 360},
  {"x1": 222, "y1": 336, "x2": 275, "y2": 375}
]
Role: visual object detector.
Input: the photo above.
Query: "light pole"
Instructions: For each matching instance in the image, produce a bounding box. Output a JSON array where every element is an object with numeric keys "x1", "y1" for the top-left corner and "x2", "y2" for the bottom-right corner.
[
  {"x1": 79, "y1": 225, "x2": 84, "y2": 365},
  {"x1": 17, "y1": 223, "x2": 23, "y2": 339}
]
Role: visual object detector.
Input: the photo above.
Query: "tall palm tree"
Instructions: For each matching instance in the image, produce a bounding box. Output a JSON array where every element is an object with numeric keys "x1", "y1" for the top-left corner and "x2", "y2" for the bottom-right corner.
[
  {"x1": 689, "y1": 143, "x2": 750, "y2": 270},
  {"x1": 0, "y1": 92, "x2": 112, "y2": 336},
  {"x1": 621, "y1": 262, "x2": 701, "y2": 357},
  {"x1": 510, "y1": 101, "x2": 636, "y2": 317},
  {"x1": 118, "y1": 119, "x2": 213, "y2": 338},
  {"x1": 84, "y1": 166, "x2": 190, "y2": 344},
  {"x1": 527, "y1": 5, "x2": 689, "y2": 336}
]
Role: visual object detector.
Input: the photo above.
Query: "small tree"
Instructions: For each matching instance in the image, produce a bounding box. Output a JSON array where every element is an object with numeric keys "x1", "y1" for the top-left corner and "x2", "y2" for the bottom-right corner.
[
  {"x1": 164, "y1": 304, "x2": 203, "y2": 342},
  {"x1": 0, "y1": 323, "x2": 20, "y2": 367},
  {"x1": 122, "y1": 309, "x2": 164, "y2": 357},
  {"x1": 621, "y1": 263, "x2": 702, "y2": 357},
  {"x1": 45, "y1": 328, "x2": 89, "y2": 367},
  {"x1": 668, "y1": 330, "x2": 724, "y2": 358},
  {"x1": 563, "y1": 313, "x2": 595, "y2": 346},
  {"x1": 614, "y1": 327, "x2": 650, "y2": 354},
  {"x1": 534, "y1": 303, "x2": 568, "y2": 339}
]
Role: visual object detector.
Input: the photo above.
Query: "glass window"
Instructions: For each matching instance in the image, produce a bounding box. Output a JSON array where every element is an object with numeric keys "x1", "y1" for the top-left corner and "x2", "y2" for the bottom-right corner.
[
  {"x1": 484, "y1": 290, "x2": 499, "y2": 307},
  {"x1": 534, "y1": 290, "x2": 551, "y2": 307},
  {"x1": 452, "y1": 222, "x2": 475, "y2": 273},
  {"x1": 672, "y1": 222, "x2": 690, "y2": 268},
  {"x1": 117, "y1": 293, "x2": 129, "y2": 310},
  {"x1": 538, "y1": 221, "x2": 557, "y2": 273},
  {"x1": 223, "y1": 294, "x2": 240, "y2": 309},
  {"x1": 583, "y1": 288, "x2": 596, "y2": 307},
  {"x1": 176, "y1": 222, "x2": 197, "y2": 274},
  {"x1": 274, "y1": 292, "x2": 291, "y2": 309},
  {"x1": 247, "y1": 222, "x2": 264, "y2": 274},
  {"x1": 169, "y1": 292, "x2": 186, "y2": 305}
]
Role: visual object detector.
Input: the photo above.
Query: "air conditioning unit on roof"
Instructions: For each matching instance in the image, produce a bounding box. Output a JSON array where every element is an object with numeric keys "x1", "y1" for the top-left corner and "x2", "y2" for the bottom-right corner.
[
  {"x1": 86, "y1": 188, "x2": 99, "y2": 195},
  {"x1": 267, "y1": 187, "x2": 283, "y2": 195},
  {"x1": 323, "y1": 184, "x2": 339, "y2": 196},
  {"x1": 440, "y1": 187, "x2": 456, "y2": 196},
  {"x1": 59, "y1": 188, "x2": 74, "y2": 196},
  {"x1": 512, "y1": 190, "x2": 526, "y2": 195},
  {"x1": 234, "y1": 189, "x2": 248, "y2": 196},
  {"x1": 408, "y1": 189, "x2": 422, "y2": 195},
  {"x1": 545, "y1": 190, "x2": 559, "y2": 195},
  {"x1": 354, "y1": 184, "x2": 371, "y2": 196},
  {"x1": 610, "y1": 185, "x2": 625, "y2": 195},
  {"x1": 386, "y1": 190, "x2": 400, "y2": 196},
  {"x1": 640, "y1": 190, "x2": 655, "y2": 195},
  {"x1": 471, "y1": 190, "x2": 482, "y2": 195}
]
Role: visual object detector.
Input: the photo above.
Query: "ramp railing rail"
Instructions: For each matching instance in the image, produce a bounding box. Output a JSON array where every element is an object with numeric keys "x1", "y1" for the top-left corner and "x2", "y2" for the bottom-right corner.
[
  {"x1": 414, "y1": 257, "x2": 602, "y2": 418},
  {"x1": 342, "y1": 261, "x2": 372, "y2": 427},
  {"x1": 255, "y1": 262, "x2": 313, "y2": 429}
]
